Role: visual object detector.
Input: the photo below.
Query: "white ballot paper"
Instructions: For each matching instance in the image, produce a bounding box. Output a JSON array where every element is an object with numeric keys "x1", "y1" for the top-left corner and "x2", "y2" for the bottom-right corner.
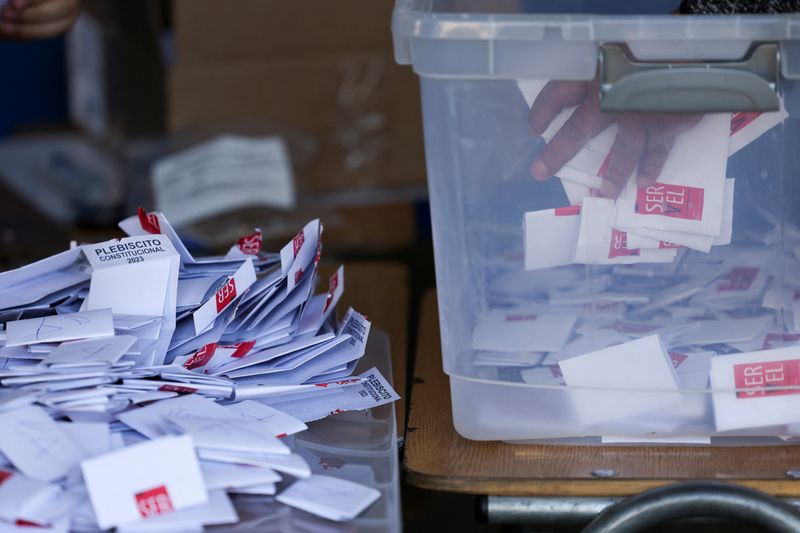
[
  {"x1": 0, "y1": 469, "x2": 61, "y2": 523},
  {"x1": 0, "y1": 405, "x2": 89, "y2": 482},
  {"x1": 710, "y1": 346, "x2": 800, "y2": 431},
  {"x1": 728, "y1": 106, "x2": 789, "y2": 156},
  {"x1": 614, "y1": 114, "x2": 730, "y2": 237},
  {"x1": 199, "y1": 461, "x2": 281, "y2": 491},
  {"x1": 197, "y1": 449, "x2": 311, "y2": 479},
  {"x1": 84, "y1": 234, "x2": 180, "y2": 367},
  {"x1": 5, "y1": 308, "x2": 114, "y2": 347},
  {"x1": 266, "y1": 367, "x2": 400, "y2": 423},
  {"x1": 574, "y1": 198, "x2": 677, "y2": 265},
  {"x1": 115, "y1": 490, "x2": 237, "y2": 533},
  {"x1": 117, "y1": 394, "x2": 231, "y2": 440},
  {"x1": 81, "y1": 435, "x2": 208, "y2": 530},
  {"x1": 43, "y1": 334, "x2": 136, "y2": 367},
  {"x1": 167, "y1": 417, "x2": 290, "y2": 455},
  {"x1": 276, "y1": 474, "x2": 380, "y2": 522},
  {"x1": 558, "y1": 335, "x2": 681, "y2": 424},
  {"x1": 0, "y1": 247, "x2": 89, "y2": 311},
  {"x1": 222, "y1": 400, "x2": 307, "y2": 437},
  {"x1": 472, "y1": 308, "x2": 578, "y2": 353},
  {"x1": 191, "y1": 258, "x2": 257, "y2": 334},
  {"x1": 523, "y1": 205, "x2": 582, "y2": 271}
]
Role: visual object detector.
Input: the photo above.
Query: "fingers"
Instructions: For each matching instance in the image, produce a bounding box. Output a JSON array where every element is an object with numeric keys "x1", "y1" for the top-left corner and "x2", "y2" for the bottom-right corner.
[
  {"x1": 528, "y1": 80, "x2": 587, "y2": 136},
  {"x1": 636, "y1": 132, "x2": 674, "y2": 186},
  {"x1": 600, "y1": 118, "x2": 646, "y2": 198},
  {"x1": 0, "y1": 0, "x2": 80, "y2": 39},
  {"x1": 10, "y1": 0, "x2": 79, "y2": 24},
  {"x1": 1, "y1": 14, "x2": 77, "y2": 39},
  {"x1": 530, "y1": 94, "x2": 613, "y2": 181},
  {"x1": 637, "y1": 114, "x2": 702, "y2": 186}
]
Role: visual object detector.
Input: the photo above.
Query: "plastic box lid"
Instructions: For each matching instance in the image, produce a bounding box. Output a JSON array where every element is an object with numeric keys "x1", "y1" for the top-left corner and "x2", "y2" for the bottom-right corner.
[{"x1": 392, "y1": 0, "x2": 800, "y2": 79}]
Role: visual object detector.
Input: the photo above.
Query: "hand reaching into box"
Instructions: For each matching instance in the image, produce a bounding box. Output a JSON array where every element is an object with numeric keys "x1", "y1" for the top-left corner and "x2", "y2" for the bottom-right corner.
[
  {"x1": 0, "y1": 0, "x2": 81, "y2": 40},
  {"x1": 528, "y1": 78, "x2": 701, "y2": 199}
]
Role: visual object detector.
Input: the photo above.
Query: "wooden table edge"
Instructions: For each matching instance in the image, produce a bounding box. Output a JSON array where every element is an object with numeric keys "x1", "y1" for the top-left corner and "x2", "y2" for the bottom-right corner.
[{"x1": 403, "y1": 468, "x2": 800, "y2": 497}]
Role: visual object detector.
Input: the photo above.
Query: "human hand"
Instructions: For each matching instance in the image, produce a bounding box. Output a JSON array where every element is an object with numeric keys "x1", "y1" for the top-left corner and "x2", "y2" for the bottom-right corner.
[
  {"x1": 0, "y1": 0, "x2": 81, "y2": 40},
  {"x1": 528, "y1": 79, "x2": 701, "y2": 198}
]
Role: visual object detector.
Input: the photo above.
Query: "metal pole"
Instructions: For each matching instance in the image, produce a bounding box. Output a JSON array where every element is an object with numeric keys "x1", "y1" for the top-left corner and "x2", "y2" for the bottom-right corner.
[{"x1": 584, "y1": 481, "x2": 800, "y2": 533}]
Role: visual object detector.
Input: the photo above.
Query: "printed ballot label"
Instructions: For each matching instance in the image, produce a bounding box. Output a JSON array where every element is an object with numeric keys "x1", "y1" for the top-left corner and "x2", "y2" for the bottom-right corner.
[
  {"x1": 83, "y1": 234, "x2": 178, "y2": 270},
  {"x1": 135, "y1": 485, "x2": 173, "y2": 518},
  {"x1": 634, "y1": 183, "x2": 704, "y2": 221},
  {"x1": 215, "y1": 278, "x2": 237, "y2": 313},
  {"x1": 137, "y1": 207, "x2": 162, "y2": 234},
  {"x1": 236, "y1": 230, "x2": 262, "y2": 255},
  {"x1": 608, "y1": 229, "x2": 639, "y2": 258},
  {"x1": 710, "y1": 347, "x2": 800, "y2": 431},
  {"x1": 733, "y1": 359, "x2": 800, "y2": 399}
]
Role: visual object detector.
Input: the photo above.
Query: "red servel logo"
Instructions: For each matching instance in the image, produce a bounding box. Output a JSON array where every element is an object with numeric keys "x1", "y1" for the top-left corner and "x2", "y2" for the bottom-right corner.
[
  {"x1": 635, "y1": 183, "x2": 704, "y2": 221},
  {"x1": 183, "y1": 343, "x2": 217, "y2": 370},
  {"x1": 734, "y1": 359, "x2": 800, "y2": 399},
  {"x1": 231, "y1": 340, "x2": 256, "y2": 358},
  {"x1": 158, "y1": 384, "x2": 197, "y2": 395},
  {"x1": 136, "y1": 485, "x2": 174, "y2": 518},
  {"x1": 292, "y1": 231, "x2": 305, "y2": 257},
  {"x1": 215, "y1": 278, "x2": 237, "y2": 312},
  {"x1": 237, "y1": 230, "x2": 262, "y2": 255},
  {"x1": 609, "y1": 229, "x2": 639, "y2": 258},
  {"x1": 323, "y1": 273, "x2": 339, "y2": 312},
  {"x1": 137, "y1": 207, "x2": 161, "y2": 234}
]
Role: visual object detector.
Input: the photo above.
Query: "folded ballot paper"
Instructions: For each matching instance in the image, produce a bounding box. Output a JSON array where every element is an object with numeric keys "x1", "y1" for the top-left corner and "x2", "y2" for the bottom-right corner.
[{"x1": 0, "y1": 209, "x2": 399, "y2": 530}]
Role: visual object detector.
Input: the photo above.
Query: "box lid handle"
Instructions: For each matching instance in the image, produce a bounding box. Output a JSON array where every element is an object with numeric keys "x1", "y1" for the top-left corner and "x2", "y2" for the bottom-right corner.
[{"x1": 599, "y1": 43, "x2": 779, "y2": 113}]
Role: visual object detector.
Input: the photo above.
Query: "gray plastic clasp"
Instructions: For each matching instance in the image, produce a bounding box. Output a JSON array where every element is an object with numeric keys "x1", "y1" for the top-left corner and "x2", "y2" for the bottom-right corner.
[{"x1": 600, "y1": 42, "x2": 780, "y2": 113}]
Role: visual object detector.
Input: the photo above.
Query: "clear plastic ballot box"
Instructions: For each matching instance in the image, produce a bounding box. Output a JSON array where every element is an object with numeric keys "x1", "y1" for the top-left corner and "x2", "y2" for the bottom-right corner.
[{"x1": 393, "y1": 1, "x2": 800, "y2": 443}]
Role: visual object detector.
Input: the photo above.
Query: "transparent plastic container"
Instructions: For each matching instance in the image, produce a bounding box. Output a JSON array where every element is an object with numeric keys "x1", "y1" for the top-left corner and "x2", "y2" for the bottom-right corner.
[{"x1": 393, "y1": 1, "x2": 800, "y2": 443}]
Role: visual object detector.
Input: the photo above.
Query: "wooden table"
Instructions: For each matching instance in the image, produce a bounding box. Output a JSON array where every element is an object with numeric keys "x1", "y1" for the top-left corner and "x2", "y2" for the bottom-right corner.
[{"x1": 405, "y1": 290, "x2": 800, "y2": 498}]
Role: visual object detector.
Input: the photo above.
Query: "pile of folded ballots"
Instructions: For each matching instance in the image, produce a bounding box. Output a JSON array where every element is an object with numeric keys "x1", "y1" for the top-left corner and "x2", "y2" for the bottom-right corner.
[{"x1": 0, "y1": 208, "x2": 400, "y2": 531}]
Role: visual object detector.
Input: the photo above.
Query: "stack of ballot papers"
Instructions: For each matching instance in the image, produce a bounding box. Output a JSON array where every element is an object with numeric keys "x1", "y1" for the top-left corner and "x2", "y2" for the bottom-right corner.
[
  {"x1": 476, "y1": 233, "x2": 800, "y2": 438},
  {"x1": 465, "y1": 82, "x2": 800, "y2": 439},
  {"x1": 0, "y1": 210, "x2": 400, "y2": 531}
]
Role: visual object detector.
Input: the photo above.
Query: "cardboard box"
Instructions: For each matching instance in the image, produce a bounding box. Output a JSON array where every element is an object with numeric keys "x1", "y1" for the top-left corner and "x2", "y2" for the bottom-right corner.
[
  {"x1": 173, "y1": 0, "x2": 396, "y2": 64},
  {"x1": 185, "y1": 201, "x2": 418, "y2": 253},
  {"x1": 167, "y1": 53, "x2": 426, "y2": 194}
]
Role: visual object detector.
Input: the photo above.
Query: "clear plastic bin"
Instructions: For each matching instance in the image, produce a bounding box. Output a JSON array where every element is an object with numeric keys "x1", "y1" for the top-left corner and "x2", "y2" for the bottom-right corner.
[{"x1": 393, "y1": 1, "x2": 800, "y2": 443}]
